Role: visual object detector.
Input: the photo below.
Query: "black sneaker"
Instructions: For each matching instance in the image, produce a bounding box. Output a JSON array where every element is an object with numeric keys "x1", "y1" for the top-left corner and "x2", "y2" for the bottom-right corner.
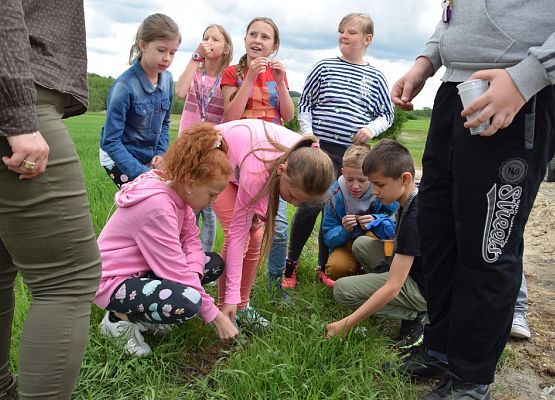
[
  {"x1": 400, "y1": 346, "x2": 449, "y2": 379},
  {"x1": 396, "y1": 318, "x2": 424, "y2": 351},
  {"x1": 0, "y1": 374, "x2": 18, "y2": 400},
  {"x1": 422, "y1": 373, "x2": 491, "y2": 399}
]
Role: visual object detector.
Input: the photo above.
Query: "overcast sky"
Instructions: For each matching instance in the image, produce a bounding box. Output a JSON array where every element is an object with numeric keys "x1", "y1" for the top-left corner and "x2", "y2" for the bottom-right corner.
[{"x1": 84, "y1": 0, "x2": 445, "y2": 109}]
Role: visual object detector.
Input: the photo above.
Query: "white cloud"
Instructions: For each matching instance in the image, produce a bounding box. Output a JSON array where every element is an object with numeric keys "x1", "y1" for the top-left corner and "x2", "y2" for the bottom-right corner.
[{"x1": 84, "y1": 0, "x2": 444, "y2": 109}]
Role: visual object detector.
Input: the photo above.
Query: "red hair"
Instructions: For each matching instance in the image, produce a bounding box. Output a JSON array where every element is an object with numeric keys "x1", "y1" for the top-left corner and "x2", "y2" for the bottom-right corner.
[{"x1": 164, "y1": 123, "x2": 232, "y2": 183}]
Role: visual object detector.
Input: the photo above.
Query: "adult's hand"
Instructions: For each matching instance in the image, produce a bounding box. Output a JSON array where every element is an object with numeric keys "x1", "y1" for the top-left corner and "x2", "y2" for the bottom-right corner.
[
  {"x1": 462, "y1": 69, "x2": 526, "y2": 137},
  {"x1": 391, "y1": 57, "x2": 434, "y2": 111},
  {"x1": 2, "y1": 131, "x2": 49, "y2": 180}
]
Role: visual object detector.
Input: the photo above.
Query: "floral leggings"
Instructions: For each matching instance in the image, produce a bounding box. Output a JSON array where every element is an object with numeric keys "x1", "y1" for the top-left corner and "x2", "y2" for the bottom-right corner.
[{"x1": 106, "y1": 252, "x2": 224, "y2": 324}]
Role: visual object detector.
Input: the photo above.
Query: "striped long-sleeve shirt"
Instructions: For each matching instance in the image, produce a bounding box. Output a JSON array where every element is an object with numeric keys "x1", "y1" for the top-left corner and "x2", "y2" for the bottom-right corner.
[{"x1": 298, "y1": 57, "x2": 393, "y2": 146}]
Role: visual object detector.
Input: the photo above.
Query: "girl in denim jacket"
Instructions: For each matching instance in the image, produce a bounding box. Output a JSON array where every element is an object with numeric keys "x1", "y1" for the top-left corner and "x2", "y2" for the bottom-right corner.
[{"x1": 99, "y1": 13, "x2": 180, "y2": 187}]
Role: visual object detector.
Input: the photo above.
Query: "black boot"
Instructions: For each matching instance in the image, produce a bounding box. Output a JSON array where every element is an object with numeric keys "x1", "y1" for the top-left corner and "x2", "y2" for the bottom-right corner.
[{"x1": 0, "y1": 374, "x2": 18, "y2": 400}]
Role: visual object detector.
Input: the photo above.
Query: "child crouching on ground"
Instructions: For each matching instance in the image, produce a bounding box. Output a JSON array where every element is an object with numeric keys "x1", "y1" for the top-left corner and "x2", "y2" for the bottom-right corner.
[
  {"x1": 319, "y1": 144, "x2": 398, "y2": 286},
  {"x1": 326, "y1": 139, "x2": 427, "y2": 350},
  {"x1": 94, "y1": 124, "x2": 238, "y2": 356}
]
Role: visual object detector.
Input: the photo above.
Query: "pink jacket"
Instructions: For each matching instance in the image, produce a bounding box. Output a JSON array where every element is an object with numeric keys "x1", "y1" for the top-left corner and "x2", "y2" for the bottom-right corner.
[
  {"x1": 94, "y1": 170, "x2": 219, "y2": 323},
  {"x1": 215, "y1": 120, "x2": 301, "y2": 304}
]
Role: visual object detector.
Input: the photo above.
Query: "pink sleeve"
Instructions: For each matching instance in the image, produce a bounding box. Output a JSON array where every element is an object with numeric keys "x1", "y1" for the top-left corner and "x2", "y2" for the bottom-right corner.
[{"x1": 135, "y1": 210, "x2": 219, "y2": 322}]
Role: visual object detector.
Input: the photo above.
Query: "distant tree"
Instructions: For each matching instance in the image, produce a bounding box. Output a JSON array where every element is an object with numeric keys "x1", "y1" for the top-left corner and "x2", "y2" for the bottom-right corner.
[
  {"x1": 283, "y1": 113, "x2": 300, "y2": 132},
  {"x1": 379, "y1": 107, "x2": 408, "y2": 141},
  {"x1": 407, "y1": 107, "x2": 432, "y2": 119},
  {"x1": 87, "y1": 73, "x2": 114, "y2": 112},
  {"x1": 289, "y1": 90, "x2": 301, "y2": 97},
  {"x1": 171, "y1": 96, "x2": 184, "y2": 115}
]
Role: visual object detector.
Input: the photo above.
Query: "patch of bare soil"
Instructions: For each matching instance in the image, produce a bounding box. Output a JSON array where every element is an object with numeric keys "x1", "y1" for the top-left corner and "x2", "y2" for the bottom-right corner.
[{"x1": 494, "y1": 182, "x2": 555, "y2": 399}]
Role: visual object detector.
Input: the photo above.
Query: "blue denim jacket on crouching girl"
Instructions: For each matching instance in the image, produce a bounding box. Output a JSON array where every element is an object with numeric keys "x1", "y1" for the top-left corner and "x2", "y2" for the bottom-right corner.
[{"x1": 100, "y1": 58, "x2": 173, "y2": 180}]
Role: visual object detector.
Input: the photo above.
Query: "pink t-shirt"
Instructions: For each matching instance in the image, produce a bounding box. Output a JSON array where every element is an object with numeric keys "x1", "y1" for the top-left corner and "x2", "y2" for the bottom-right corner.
[
  {"x1": 179, "y1": 70, "x2": 225, "y2": 134},
  {"x1": 215, "y1": 119, "x2": 301, "y2": 304},
  {"x1": 220, "y1": 64, "x2": 289, "y2": 125}
]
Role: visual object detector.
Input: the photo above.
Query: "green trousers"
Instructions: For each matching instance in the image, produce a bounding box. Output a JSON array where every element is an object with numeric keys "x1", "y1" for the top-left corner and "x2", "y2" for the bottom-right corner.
[
  {"x1": 0, "y1": 87, "x2": 101, "y2": 399},
  {"x1": 333, "y1": 236, "x2": 426, "y2": 321}
]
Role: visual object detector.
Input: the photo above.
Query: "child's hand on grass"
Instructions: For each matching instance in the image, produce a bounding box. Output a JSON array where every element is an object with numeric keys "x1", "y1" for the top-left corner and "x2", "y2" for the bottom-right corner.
[
  {"x1": 212, "y1": 311, "x2": 239, "y2": 343},
  {"x1": 326, "y1": 318, "x2": 351, "y2": 338}
]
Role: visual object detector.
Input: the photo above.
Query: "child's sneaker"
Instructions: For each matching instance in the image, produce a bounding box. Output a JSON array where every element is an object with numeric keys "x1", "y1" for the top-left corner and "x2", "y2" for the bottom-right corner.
[
  {"x1": 99, "y1": 311, "x2": 151, "y2": 356},
  {"x1": 0, "y1": 373, "x2": 17, "y2": 400},
  {"x1": 316, "y1": 266, "x2": 336, "y2": 287},
  {"x1": 510, "y1": 312, "x2": 531, "y2": 339},
  {"x1": 282, "y1": 259, "x2": 298, "y2": 289},
  {"x1": 422, "y1": 373, "x2": 490, "y2": 400},
  {"x1": 235, "y1": 303, "x2": 270, "y2": 331},
  {"x1": 395, "y1": 317, "x2": 424, "y2": 351}
]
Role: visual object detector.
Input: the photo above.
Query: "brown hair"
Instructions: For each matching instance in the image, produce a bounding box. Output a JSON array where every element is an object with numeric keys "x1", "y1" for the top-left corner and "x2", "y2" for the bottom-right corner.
[
  {"x1": 338, "y1": 13, "x2": 374, "y2": 49},
  {"x1": 202, "y1": 24, "x2": 234, "y2": 74},
  {"x1": 164, "y1": 123, "x2": 232, "y2": 184},
  {"x1": 245, "y1": 123, "x2": 334, "y2": 259},
  {"x1": 236, "y1": 17, "x2": 281, "y2": 82},
  {"x1": 362, "y1": 139, "x2": 415, "y2": 179},
  {"x1": 342, "y1": 144, "x2": 372, "y2": 169},
  {"x1": 129, "y1": 13, "x2": 181, "y2": 64}
]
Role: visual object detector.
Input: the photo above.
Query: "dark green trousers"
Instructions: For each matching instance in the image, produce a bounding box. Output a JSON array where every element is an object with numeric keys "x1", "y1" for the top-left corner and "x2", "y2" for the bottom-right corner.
[{"x1": 0, "y1": 87, "x2": 101, "y2": 399}]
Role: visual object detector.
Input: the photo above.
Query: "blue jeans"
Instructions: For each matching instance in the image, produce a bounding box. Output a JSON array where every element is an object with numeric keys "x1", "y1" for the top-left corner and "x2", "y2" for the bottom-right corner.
[
  {"x1": 196, "y1": 206, "x2": 216, "y2": 253},
  {"x1": 267, "y1": 198, "x2": 288, "y2": 284}
]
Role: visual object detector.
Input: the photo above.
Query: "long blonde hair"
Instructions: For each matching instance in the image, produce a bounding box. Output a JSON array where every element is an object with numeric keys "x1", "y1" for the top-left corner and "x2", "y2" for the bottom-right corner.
[
  {"x1": 129, "y1": 13, "x2": 181, "y2": 64},
  {"x1": 245, "y1": 123, "x2": 334, "y2": 260}
]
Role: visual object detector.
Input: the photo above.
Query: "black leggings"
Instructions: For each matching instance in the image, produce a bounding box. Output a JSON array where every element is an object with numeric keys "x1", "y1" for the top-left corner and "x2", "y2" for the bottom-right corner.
[{"x1": 106, "y1": 252, "x2": 224, "y2": 324}]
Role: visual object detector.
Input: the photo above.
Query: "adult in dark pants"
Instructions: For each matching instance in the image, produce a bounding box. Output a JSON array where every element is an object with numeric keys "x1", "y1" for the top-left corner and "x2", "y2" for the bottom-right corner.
[
  {"x1": 0, "y1": 1, "x2": 101, "y2": 399},
  {"x1": 391, "y1": 1, "x2": 555, "y2": 399}
]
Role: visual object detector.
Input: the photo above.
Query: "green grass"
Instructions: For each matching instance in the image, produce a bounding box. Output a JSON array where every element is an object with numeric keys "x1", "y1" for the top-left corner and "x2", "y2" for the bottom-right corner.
[
  {"x1": 397, "y1": 119, "x2": 429, "y2": 169},
  {"x1": 11, "y1": 113, "x2": 430, "y2": 399}
]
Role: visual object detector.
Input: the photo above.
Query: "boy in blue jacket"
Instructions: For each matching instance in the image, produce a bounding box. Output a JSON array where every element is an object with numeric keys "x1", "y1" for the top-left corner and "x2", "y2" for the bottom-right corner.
[
  {"x1": 319, "y1": 144, "x2": 398, "y2": 286},
  {"x1": 327, "y1": 139, "x2": 426, "y2": 351}
]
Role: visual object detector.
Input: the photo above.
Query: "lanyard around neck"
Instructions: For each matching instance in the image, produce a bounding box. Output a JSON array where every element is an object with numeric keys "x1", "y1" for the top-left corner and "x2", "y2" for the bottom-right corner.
[{"x1": 195, "y1": 70, "x2": 221, "y2": 122}]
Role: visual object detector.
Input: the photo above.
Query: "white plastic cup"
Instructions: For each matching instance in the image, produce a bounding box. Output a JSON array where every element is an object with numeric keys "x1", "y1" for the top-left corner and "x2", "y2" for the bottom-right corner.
[{"x1": 457, "y1": 79, "x2": 490, "y2": 135}]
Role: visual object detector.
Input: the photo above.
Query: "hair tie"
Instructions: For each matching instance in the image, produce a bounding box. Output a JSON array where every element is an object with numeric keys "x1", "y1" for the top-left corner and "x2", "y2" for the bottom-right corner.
[
  {"x1": 213, "y1": 135, "x2": 222, "y2": 149},
  {"x1": 311, "y1": 142, "x2": 320, "y2": 149}
]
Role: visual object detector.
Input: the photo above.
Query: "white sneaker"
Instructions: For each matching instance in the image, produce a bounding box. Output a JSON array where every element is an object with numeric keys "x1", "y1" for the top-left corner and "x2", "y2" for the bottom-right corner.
[
  {"x1": 510, "y1": 312, "x2": 531, "y2": 339},
  {"x1": 99, "y1": 312, "x2": 152, "y2": 356}
]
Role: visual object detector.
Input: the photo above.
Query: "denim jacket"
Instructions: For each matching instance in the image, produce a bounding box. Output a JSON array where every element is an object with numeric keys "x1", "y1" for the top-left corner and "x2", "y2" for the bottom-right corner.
[{"x1": 100, "y1": 58, "x2": 172, "y2": 180}]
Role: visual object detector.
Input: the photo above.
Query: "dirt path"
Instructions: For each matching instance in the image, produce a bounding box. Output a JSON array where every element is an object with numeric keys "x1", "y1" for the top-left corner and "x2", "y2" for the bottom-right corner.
[{"x1": 494, "y1": 181, "x2": 555, "y2": 399}]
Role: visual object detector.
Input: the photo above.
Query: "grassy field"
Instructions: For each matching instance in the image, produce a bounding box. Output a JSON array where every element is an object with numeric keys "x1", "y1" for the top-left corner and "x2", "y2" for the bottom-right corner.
[{"x1": 11, "y1": 113, "x2": 430, "y2": 399}]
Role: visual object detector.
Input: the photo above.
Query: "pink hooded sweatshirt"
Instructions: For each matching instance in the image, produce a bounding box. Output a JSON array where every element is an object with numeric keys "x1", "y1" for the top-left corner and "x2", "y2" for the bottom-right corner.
[
  {"x1": 94, "y1": 170, "x2": 219, "y2": 323},
  {"x1": 215, "y1": 120, "x2": 301, "y2": 304}
]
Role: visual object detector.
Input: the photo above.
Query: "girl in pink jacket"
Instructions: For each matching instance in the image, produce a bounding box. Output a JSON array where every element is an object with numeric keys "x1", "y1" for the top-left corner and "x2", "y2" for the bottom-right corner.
[
  {"x1": 95, "y1": 124, "x2": 238, "y2": 356},
  {"x1": 212, "y1": 119, "x2": 335, "y2": 328}
]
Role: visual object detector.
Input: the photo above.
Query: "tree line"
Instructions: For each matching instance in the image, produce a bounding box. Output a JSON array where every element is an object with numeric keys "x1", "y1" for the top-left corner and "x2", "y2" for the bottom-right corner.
[{"x1": 87, "y1": 73, "x2": 428, "y2": 139}]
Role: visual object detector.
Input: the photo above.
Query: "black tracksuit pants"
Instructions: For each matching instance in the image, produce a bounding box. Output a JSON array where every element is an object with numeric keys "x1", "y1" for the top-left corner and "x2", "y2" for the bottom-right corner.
[{"x1": 419, "y1": 82, "x2": 555, "y2": 384}]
